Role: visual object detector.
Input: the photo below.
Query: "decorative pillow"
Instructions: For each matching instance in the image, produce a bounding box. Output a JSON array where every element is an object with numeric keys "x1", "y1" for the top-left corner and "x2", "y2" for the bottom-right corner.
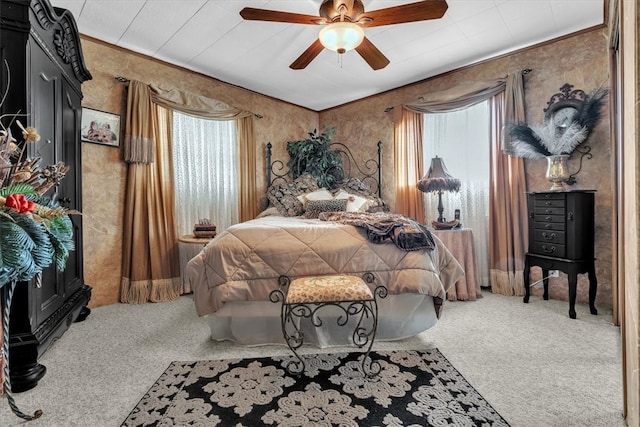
[
  {"x1": 304, "y1": 199, "x2": 348, "y2": 219},
  {"x1": 335, "y1": 177, "x2": 389, "y2": 213},
  {"x1": 267, "y1": 173, "x2": 320, "y2": 217},
  {"x1": 296, "y1": 188, "x2": 333, "y2": 207},
  {"x1": 292, "y1": 173, "x2": 320, "y2": 193},
  {"x1": 333, "y1": 189, "x2": 371, "y2": 212},
  {"x1": 337, "y1": 177, "x2": 375, "y2": 196},
  {"x1": 364, "y1": 196, "x2": 390, "y2": 213}
]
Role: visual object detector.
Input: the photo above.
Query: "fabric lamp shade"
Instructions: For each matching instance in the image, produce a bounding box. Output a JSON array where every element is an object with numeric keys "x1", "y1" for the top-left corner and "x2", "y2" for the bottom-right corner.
[
  {"x1": 417, "y1": 157, "x2": 461, "y2": 193},
  {"x1": 319, "y1": 22, "x2": 365, "y2": 54}
]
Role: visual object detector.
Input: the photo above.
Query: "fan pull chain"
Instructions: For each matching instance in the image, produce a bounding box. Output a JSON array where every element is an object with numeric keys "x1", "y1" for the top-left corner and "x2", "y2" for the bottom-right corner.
[{"x1": 2, "y1": 280, "x2": 43, "y2": 421}]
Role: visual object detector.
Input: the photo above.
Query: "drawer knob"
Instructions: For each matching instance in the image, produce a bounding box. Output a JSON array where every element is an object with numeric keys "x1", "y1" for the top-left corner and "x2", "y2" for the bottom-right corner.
[
  {"x1": 545, "y1": 209, "x2": 553, "y2": 214},
  {"x1": 541, "y1": 245, "x2": 556, "y2": 254},
  {"x1": 567, "y1": 212, "x2": 574, "y2": 221},
  {"x1": 545, "y1": 216, "x2": 552, "y2": 221},
  {"x1": 545, "y1": 223, "x2": 552, "y2": 229},
  {"x1": 545, "y1": 201, "x2": 552, "y2": 206},
  {"x1": 542, "y1": 232, "x2": 556, "y2": 240}
]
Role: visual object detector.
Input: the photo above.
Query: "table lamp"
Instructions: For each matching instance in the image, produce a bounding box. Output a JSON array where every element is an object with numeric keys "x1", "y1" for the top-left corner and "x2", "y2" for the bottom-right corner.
[{"x1": 417, "y1": 156, "x2": 461, "y2": 223}]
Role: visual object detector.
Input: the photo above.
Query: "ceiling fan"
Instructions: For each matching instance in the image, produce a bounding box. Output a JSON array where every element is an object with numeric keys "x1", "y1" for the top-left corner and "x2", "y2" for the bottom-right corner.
[{"x1": 240, "y1": 0, "x2": 448, "y2": 70}]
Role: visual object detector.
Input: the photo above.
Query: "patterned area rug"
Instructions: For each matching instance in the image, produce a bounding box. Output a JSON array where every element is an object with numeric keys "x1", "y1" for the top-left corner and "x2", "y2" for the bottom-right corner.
[{"x1": 122, "y1": 349, "x2": 509, "y2": 426}]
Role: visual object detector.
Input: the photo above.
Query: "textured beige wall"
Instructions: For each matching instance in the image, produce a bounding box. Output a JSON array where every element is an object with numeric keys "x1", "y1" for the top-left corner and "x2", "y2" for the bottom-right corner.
[
  {"x1": 80, "y1": 29, "x2": 614, "y2": 311},
  {"x1": 320, "y1": 28, "x2": 613, "y2": 310},
  {"x1": 80, "y1": 38, "x2": 318, "y2": 307}
]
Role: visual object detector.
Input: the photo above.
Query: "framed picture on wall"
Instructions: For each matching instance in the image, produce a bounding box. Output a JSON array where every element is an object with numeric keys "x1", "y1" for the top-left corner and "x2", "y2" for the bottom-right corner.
[{"x1": 81, "y1": 107, "x2": 121, "y2": 147}]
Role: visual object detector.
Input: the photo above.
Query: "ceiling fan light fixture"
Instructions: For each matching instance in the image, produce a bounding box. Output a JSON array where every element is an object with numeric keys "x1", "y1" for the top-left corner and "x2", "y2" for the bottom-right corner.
[{"x1": 319, "y1": 22, "x2": 364, "y2": 54}]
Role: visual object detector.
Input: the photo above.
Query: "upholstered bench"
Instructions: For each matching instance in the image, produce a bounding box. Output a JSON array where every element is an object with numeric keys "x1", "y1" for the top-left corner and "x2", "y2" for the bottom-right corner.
[{"x1": 270, "y1": 273, "x2": 387, "y2": 377}]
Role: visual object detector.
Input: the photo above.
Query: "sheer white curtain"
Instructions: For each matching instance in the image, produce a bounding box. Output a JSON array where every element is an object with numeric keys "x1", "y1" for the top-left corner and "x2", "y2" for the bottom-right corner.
[
  {"x1": 172, "y1": 111, "x2": 239, "y2": 291},
  {"x1": 422, "y1": 101, "x2": 490, "y2": 286}
]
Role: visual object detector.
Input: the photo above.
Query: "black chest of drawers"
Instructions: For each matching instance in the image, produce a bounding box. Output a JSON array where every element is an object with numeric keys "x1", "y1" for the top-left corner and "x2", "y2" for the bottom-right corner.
[{"x1": 523, "y1": 190, "x2": 597, "y2": 319}]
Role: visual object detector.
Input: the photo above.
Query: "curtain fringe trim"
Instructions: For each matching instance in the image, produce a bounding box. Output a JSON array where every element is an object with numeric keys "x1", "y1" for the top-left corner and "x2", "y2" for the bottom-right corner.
[
  {"x1": 489, "y1": 269, "x2": 525, "y2": 296},
  {"x1": 120, "y1": 277, "x2": 182, "y2": 304},
  {"x1": 124, "y1": 136, "x2": 155, "y2": 164}
]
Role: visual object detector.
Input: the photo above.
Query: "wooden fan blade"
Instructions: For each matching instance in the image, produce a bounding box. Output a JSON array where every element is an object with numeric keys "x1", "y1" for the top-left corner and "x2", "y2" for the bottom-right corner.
[
  {"x1": 290, "y1": 39, "x2": 325, "y2": 70},
  {"x1": 240, "y1": 7, "x2": 325, "y2": 25},
  {"x1": 355, "y1": 37, "x2": 390, "y2": 70},
  {"x1": 355, "y1": 0, "x2": 448, "y2": 28}
]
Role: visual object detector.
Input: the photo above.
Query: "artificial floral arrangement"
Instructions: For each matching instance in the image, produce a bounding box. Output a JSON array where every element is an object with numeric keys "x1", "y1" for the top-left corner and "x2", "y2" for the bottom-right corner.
[
  {"x1": 286, "y1": 126, "x2": 344, "y2": 189},
  {"x1": 0, "y1": 63, "x2": 77, "y2": 421},
  {"x1": 506, "y1": 87, "x2": 608, "y2": 158}
]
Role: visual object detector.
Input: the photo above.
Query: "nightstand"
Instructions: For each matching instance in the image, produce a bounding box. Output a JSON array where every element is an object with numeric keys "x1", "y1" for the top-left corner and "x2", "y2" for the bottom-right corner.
[
  {"x1": 178, "y1": 234, "x2": 216, "y2": 246},
  {"x1": 431, "y1": 228, "x2": 481, "y2": 301}
]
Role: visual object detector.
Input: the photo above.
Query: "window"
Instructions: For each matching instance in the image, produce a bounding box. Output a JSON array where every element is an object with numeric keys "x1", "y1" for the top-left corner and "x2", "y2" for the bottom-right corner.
[
  {"x1": 172, "y1": 111, "x2": 239, "y2": 234},
  {"x1": 422, "y1": 101, "x2": 490, "y2": 285},
  {"x1": 172, "y1": 112, "x2": 239, "y2": 286}
]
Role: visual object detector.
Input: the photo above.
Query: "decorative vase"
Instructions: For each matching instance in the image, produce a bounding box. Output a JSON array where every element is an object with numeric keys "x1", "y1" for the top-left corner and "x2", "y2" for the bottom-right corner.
[{"x1": 545, "y1": 154, "x2": 570, "y2": 191}]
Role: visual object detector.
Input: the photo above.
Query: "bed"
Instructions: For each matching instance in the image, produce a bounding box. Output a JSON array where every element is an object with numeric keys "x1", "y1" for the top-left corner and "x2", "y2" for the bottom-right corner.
[{"x1": 186, "y1": 142, "x2": 464, "y2": 347}]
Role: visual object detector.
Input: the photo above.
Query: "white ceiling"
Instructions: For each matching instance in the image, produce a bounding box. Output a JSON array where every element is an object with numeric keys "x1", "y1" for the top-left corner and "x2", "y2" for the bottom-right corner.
[{"x1": 49, "y1": 0, "x2": 605, "y2": 111}]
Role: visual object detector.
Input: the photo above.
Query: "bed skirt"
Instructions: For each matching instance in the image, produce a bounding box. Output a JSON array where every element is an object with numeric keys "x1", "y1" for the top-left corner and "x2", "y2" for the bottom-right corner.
[{"x1": 204, "y1": 294, "x2": 438, "y2": 348}]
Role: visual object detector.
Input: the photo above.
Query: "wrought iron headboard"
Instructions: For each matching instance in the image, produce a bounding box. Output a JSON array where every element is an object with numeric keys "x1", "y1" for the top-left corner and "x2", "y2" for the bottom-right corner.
[{"x1": 266, "y1": 141, "x2": 383, "y2": 198}]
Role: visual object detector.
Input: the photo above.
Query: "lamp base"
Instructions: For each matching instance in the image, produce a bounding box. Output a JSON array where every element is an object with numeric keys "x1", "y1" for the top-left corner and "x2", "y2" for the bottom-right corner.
[{"x1": 436, "y1": 191, "x2": 446, "y2": 223}]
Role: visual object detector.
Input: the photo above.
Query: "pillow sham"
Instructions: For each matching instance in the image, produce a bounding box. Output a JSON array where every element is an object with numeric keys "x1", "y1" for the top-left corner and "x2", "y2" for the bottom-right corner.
[
  {"x1": 304, "y1": 199, "x2": 348, "y2": 219},
  {"x1": 296, "y1": 188, "x2": 333, "y2": 207},
  {"x1": 267, "y1": 173, "x2": 320, "y2": 217}
]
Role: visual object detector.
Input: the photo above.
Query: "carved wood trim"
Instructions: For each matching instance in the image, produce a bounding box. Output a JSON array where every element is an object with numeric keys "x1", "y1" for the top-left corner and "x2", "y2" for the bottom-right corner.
[{"x1": 30, "y1": 0, "x2": 92, "y2": 84}]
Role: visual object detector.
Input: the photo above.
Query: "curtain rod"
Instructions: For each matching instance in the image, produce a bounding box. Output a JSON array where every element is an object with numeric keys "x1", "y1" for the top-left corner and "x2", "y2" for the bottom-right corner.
[{"x1": 113, "y1": 76, "x2": 263, "y2": 119}]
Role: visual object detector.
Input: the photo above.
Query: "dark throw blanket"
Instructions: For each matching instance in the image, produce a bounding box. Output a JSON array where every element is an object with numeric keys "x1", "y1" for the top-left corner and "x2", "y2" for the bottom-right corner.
[{"x1": 318, "y1": 211, "x2": 436, "y2": 251}]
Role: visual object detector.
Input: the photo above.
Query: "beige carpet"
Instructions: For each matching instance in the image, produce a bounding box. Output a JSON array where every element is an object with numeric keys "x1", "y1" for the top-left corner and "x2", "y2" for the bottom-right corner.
[{"x1": 0, "y1": 291, "x2": 625, "y2": 426}]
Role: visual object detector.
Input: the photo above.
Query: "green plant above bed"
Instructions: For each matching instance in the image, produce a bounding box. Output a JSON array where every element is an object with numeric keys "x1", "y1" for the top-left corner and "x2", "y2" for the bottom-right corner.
[{"x1": 287, "y1": 127, "x2": 344, "y2": 189}]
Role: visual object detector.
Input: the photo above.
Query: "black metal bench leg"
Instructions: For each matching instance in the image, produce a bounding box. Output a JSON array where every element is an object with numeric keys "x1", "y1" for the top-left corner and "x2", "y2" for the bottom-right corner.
[
  {"x1": 281, "y1": 304, "x2": 306, "y2": 376},
  {"x1": 358, "y1": 300, "x2": 380, "y2": 377},
  {"x1": 359, "y1": 286, "x2": 387, "y2": 377}
]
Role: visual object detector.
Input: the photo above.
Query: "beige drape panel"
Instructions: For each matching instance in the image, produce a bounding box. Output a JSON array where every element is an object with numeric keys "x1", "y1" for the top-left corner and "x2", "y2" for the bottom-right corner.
[
  {"x1": 399, "y1": 74, "x2": 528, "y2": 295},
  {"x1": 489, "y1": 81, "x2": 528, "y2": 296},
  {"x1": 148, "y1": 85, "x2": 253, "y2": 120},
  {"x1": 237, "y1": 117, "x2": 259, "y2": 221},
  {"x1": 404, "y1": 79, "x2": 508, "y2": 114},
  {"x1": 393, "y1": 108, "x2": 425, "y2": 220},
  {"x1": 121, "y1": 81, "x2": 258, "y2": 303},
  {"x1": 123, "y1": 81, "x2": 156, "y2": 163},
  {"x1": 121, "y1": 87, "x2": 182, "y2": 303}
]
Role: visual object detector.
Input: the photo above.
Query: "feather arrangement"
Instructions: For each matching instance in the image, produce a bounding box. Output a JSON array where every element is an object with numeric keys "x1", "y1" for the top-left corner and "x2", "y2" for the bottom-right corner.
[
  {"x1": 574, "y1": 87, "x2": 609, "y2": 130},
  {"x1": 530, "y1": 120, "x2": 589, "y2": 155},
  {"x1": 507, "y1": 123, "x2": 551, "y2": 158},
  {"x1": 507, "y1": 87, "x2": 608, "y2": 158}
]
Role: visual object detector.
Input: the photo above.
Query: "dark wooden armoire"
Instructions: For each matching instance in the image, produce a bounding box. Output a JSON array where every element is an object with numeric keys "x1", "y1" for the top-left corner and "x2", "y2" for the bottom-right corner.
[{"x1": 0, "y1": 0, "x2": 92, "y2": 392}]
